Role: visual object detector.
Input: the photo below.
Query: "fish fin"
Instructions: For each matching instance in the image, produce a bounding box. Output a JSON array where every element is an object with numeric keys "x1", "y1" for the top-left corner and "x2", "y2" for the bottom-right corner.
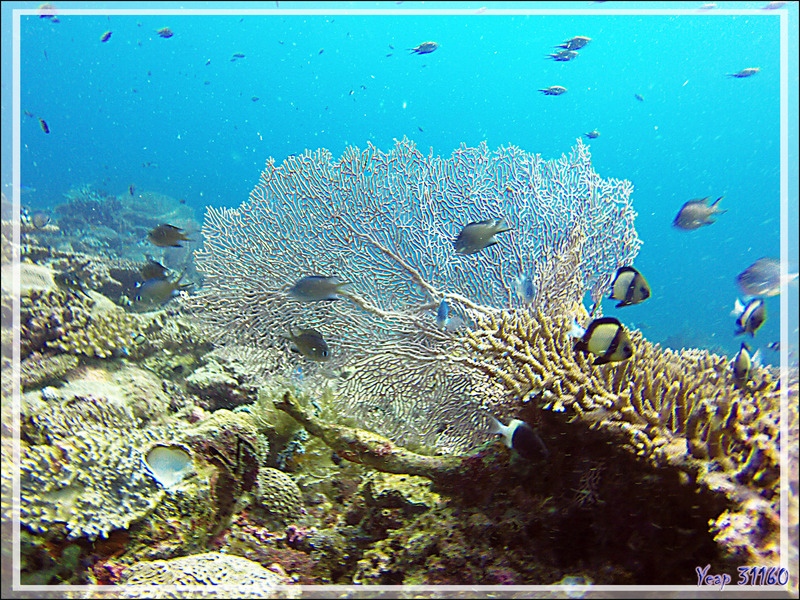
[
  {"x1": 568, "y1": 319, "x2": 585, "y2": 339},
  {"x1": 731, "y1": 298, "x2": 744, "y2": 317},
  {"x1": 487, "y1": 416, "x2": 505, "y2": 435},
  {"x1": 593, "y1": 354, "x2": 611, "y2": 366},
  {"x1": 615, "y1": 300, "x2": 628, "y2": 308},
  {"x1": 335, "y1": 281, "x2": 354, "y2": 296},
  {"x1": 751, "y1": 350, "x2": 762, "y2": 368}
]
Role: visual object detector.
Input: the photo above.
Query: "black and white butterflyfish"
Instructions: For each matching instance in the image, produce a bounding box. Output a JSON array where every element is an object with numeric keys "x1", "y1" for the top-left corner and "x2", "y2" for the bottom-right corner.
[
  {"x1": 569, "y1": 316, "x2": 635, "y2": 366},
  {"x1": 732, "y1": 342, "x2": 760, "y2": 389},
  {"x1": 488, "y1": 416, "x2": 549, "y2": 460},
  {"x1": 732, "y1": 298, "x2": 766, "y2": 337},
  {"x1": 609, "y1": 266, "x2": 650, "y2": 308}
]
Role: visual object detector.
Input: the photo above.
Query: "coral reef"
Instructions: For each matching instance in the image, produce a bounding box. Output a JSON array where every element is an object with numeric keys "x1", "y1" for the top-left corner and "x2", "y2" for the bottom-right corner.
[
  {"x1": 458, "y1": 306, "x2": 782, "y2": 568},
  {"x1": 20, "y1": 352, "x2": 79, "y2": 391},
  {"x1": 185, "y1": 347, "x2": 264, "y2": 411},
  {"x1": 255, "y1": 467, "x2": 304, "y2": 522},
  {"x1": 19, "y1": 396, "x2": 180, "y2": 540},
  {"x1": 119, "y1": 551, "x2": 290, "y2": 588}
]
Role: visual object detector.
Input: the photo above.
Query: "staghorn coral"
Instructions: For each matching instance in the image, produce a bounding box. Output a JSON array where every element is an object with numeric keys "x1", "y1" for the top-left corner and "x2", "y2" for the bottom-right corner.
[{"x1": 459, "y1": 306, "x2": 782, "y2": 567}]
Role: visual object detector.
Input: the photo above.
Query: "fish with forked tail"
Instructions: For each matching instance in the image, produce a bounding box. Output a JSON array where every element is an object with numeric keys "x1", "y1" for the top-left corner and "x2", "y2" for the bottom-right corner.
[
  {"x1": 288, "y1": 275, "x2": 352, "y2": 302},
  {"x1": 672, "y1": 196, "x2": 726, "y2": 230},
  {"x1": 148, "y1": 223, "x2": 192, "y2": 247},
  {"x1": 409, "y1": 41, "x2": 438, "y2": 55},
  {"x1": 539, "y1": 86, "x2": 567, "y2": 96},
  {"x1": 453, "y1": 218, "x2": 511, "y2": 255},
  {"x1": 727, "y1": 68, "x2": 759, "y2": 78}
]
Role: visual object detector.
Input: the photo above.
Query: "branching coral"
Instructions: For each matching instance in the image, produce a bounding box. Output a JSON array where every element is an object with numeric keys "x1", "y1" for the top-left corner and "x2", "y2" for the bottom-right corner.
[{"x1": 460, "y1": 306, "x2": 783, "y2": 567}]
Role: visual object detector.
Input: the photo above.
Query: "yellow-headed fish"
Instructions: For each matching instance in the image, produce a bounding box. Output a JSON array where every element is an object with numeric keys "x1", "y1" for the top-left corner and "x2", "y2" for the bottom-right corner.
[
  {"x1": 609, "y1": 266, "x2": 650, "y2": 308},
  {"x1": 570, "y1": 316, "x2": 634, "y2": 365}
]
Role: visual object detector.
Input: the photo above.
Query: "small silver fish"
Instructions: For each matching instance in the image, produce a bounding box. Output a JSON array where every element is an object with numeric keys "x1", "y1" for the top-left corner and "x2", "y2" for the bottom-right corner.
[
  {"x1": 736, "y1": 257, "x2": 798, "y2": 298},
  {"x1": 539, "y1": 86, "x2": 567, "y2": 96},
  {"x1": 435, "y1": 299, "x2": 449, "y2": 328},
  {"x1": 672, "y1": 196, "x2": 726, "y2": 230},
  {"x1": 515, "y1": 274, "x2": 535, "y2": 305},
  {"x1": 547, "y1": 50, "x2": 578, "y2": 62},
  {"x1": 609, "y1": 266, "x2": 650, "y2": 308},
  {"x1": 584, "y1": 130, "x2": 600, "y2": 139},
  {"x1": 135, "y1": 277, "x2": 191, "y2": 305},
  {"x1": 453, "y1": 217, "x2": 511, "y2": 255},
  {"x1": 148, "y1": 223, "x2": 192, "y2": 247},
  {"x1": 288, "y1": 327, "x2": 330, "y2": 361},
  {"x1": 732, "y1": 298, "x2": 765, "y2": 337},
  {"x1": 727, "y1": 67, "x2": 760, "y2": 78},
  {"x1": 409, "y1": 41, "x2": 438, "y2": 55},
  {"x1": 569, "y1": 316, "x2": 634, "y2": 365},
  {"x1": 288, "y1": 275, "x2": 352, "y2": 302},
  {"x1": 488, "y1": 416, "x2": 549, "y2": 459},
  {"x1": 556, "y1": 36, "x2": 590, "y2": 51}
]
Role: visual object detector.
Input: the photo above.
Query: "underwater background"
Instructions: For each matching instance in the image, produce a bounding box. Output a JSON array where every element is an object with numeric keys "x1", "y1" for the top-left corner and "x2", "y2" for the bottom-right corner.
[
  {"x1": 2, "y1": 0, "x2": 800, "y2": 594},
  {"x1": 4, "y1": 0, "x2": 798, "y2": 359}
]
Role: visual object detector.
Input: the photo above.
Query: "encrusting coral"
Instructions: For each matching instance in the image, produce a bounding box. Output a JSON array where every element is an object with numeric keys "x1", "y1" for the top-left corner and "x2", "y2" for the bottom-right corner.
[{"x1": 119, "y1": 551, "x2": 290, "y2": 592}]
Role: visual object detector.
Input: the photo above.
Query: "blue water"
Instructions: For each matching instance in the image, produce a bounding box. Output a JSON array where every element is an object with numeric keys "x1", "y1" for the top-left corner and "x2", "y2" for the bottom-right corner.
[{"x1": 3, "y1": 1, "x2": 798, "y2": 361}]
